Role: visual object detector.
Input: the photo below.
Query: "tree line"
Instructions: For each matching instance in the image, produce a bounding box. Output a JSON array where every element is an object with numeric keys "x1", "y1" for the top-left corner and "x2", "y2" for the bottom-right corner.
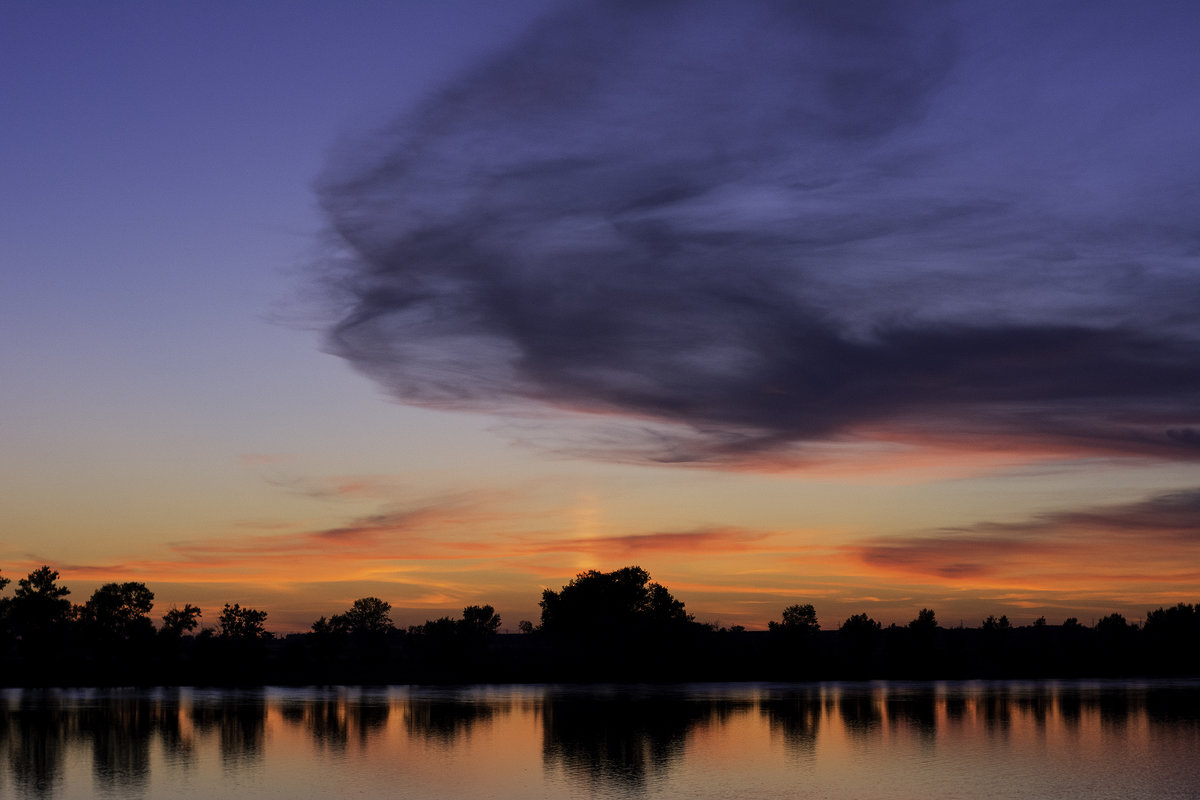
[{"x1": 0, "y1": 565, "x2": 1197, "y2": 685}]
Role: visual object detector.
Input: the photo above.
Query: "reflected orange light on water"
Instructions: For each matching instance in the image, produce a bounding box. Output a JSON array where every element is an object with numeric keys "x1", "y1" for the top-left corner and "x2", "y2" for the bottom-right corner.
[{"x1": 2, "y1": 683, "x2": 1198, "y2": 799}]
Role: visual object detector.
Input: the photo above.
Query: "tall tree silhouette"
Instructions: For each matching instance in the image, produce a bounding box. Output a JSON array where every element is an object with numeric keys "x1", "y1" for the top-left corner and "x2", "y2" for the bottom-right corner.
[
  {"x1": 78, "y1": 582, "x2": 155, "y2": 641},
  {"x1": 838, "y1": 613, "x2": 882, "y2": 676},
  {"x1": 460, "y1": 604, "x2": 501, "y2": 635},
  {"x1": 539, "y1": 566, "x2": 691, "y2": 638},
  {"x1": 10, "y1": 566, "x2": 71, "y2": 636},
  {"x1": 218, "y1": 603, "x2": 269, "y2": 641},
  {"x1": 1143, "y1": 603, "x2": 1199, "y2": 674},
  {"x1": 769, "y1": 604, "x2": 820, "y2": 635},
  {"x1": 909, "y1": 608, "x2": 937, "y2": 632},
  {"x1": 331, "y1": 597, "x2": 394, "y2": 636},
  {"x1": 161, "y1": 604, "x2": 202, "y2": 637}
]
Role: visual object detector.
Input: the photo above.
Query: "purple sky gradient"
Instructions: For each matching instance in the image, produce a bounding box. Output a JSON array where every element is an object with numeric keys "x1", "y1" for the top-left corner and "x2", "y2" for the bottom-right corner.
[{"x1": 3, "y1": 1, "x2": 1199, "y2": 632}]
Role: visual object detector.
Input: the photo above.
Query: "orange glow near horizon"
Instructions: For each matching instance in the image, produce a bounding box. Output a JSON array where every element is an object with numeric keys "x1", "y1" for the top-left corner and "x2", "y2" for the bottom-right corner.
[
  {"x1": 6, "y1": 428, "x2": 1197, "y2": 634},
  {"x1": 7, "y1": 483, "x2": 1195, "y2": 634}
]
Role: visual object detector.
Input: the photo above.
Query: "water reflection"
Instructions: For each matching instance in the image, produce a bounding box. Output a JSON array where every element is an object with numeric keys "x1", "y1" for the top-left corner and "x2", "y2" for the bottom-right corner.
[
  {"x1": 0, "y1": 681, "x2": 1197, "y2": 799},
  {"x1": 280, "y1": 689, "x2": 390, "y2": 750},
  {"x1": 540, "y1": 688, "x2": 730, "y2": 790},
  {"x1": 885, "y1": 688, "x2": 937, "y2": 740},
  {"x1": 760, "y1": 688, "x2": 822, "y2": 755},
  {"x1": 1012, "y1": 683, "x2": 1053, "y2": 729},
  {"x1": 192, "y1": 691, "x2": 266, "y2": 767},
  {"x1": 78, "y1": 694, "x2": 155, "y2": 793},
  {"x1": 405, "y1": 695, "x2": 501, "y2": 744},
  {"x1": 2, "y1": 692, "x2": 68, "y2": 797},
  {"x1": 837, "y1": 686, "x2": 885, "y2": 737}
]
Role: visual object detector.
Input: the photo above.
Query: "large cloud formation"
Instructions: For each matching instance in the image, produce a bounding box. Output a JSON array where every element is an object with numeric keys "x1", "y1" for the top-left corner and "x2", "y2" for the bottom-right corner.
[{"x1": 317, "y1": 1, "x2": 1200, "y2": 466}]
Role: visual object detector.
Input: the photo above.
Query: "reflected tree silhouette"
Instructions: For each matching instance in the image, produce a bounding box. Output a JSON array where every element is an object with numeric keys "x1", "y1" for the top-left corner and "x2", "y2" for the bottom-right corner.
[
  {"x1": 1097, "y1": 686, "x2": 1133, "y2": 731},
  {"x1": 540, "y1": 690, "x2": 713, "y2": 792},
  {"x1": 0, "y1": 684, "x2": 1196, "y2": 796},
  {"x1": 283, "y1": 697, "x2": 348, "y2": 749},
  {"x1": 1057, "y1": 686, "x2": 1083, "y2": 728},
  {"x1": 153, "y1": 689, "x2": 195, "y2": 764},
  {"x1": 760, "y1": 688, "x2": 823, "y2": 756},
  {"x1": 192, "y1": 692, "x2": 267, "y2": 767},
  {"x1": 2, "y1": 691, "x2": 68, "y2": 798},
  {"x1": 979, "y1": 684, "x2": 1012, "y2": 731},
  {"x1": 348, "y1": 697, "x2": 391, "y2": 744},
  {"x1": 837, "y1": 688, "x2": 883, "y2": 738},
  {"x1": 405, "y1": 697, "x2": 501, "y2": 744},
  {"x1": 943, "y1": 691, "x2": 967, "y2": 723},
  {"x1": 79, "y1": 695, "x2": 154, "y2": 794},
  {"x1": 282, "y1": 692, "x2": 392, "y2": 751},
  {"x1": 1013, "y1": 685, "x2": 1053, "y2": 729},
  {"x1": 1144, "y1": 684, "x2": 1200, "y2": 731},
  {"x1": 885, "y1": 689, "x2": 937, "y2": 740}
]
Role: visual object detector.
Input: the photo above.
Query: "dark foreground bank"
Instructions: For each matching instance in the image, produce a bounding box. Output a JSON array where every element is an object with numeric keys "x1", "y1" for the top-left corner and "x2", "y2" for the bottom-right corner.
[
  {"x1": 3, "y1": 621, "x2": 1199, "y2": 687},
  {"x1": 1, "y1": 564, "x2": 1196, "y2": 686}
]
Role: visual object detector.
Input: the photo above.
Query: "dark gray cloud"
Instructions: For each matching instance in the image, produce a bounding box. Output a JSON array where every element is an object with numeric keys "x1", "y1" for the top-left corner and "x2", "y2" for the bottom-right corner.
[{"x1": 317, "y1": 0, "x2": 1200, "y2": 465}]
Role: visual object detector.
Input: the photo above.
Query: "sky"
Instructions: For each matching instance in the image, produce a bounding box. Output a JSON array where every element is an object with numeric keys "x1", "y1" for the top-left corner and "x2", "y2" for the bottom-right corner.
[{"x1": 3, "y1": 0, "x2": 1199, "y2": 633}]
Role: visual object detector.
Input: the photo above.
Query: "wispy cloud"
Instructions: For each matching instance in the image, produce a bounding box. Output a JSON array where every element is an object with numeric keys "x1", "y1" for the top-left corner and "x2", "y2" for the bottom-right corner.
[
  {"x1": 313, "y1": 1, "x2": 1200, "y2": 468},
  {"x1": 853, "y1": 489, "x2": 1200, "y2": 592}
]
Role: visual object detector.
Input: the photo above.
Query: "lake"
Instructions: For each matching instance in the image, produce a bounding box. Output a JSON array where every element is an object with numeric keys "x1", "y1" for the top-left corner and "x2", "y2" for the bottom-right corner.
[{"x1": 2, "y1": 681, "x2": 1197, "y2": 799}]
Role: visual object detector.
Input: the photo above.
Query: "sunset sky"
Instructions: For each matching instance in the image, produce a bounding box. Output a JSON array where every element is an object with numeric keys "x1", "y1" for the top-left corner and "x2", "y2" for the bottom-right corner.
[{"x1": 4, "y1": 1, "x2": 1199, "y2": 633}]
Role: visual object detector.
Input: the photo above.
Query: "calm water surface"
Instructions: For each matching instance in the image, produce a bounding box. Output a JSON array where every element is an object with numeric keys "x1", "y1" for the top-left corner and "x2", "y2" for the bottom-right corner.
[{"x1": 2, "y1": 681, "x2": 1197, "y2": 799}]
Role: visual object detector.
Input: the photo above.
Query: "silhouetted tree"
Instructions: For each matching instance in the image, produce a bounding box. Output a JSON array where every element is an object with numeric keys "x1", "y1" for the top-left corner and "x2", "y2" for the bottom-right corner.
[
  {"x1": 0, "y1": 570, "x2": 11, "y2": 643},
  {"x1": 837, "y1": 613, "x2": 882, "y2": 677},
  {"x1": 407, "y1": 606, "x2": 502, "y2": 638},
  {"x1": 160, "y1": 604, "x2": 202, "y2": 637},
  {"x1": 78, "y1": 582, "x2": 155, "y2": 641},
  {"x1": 1144, "y1": 603, "x2": 1198, "y2": 634},
  {"x1": 1096, "y1": 612, "x2": 1131, "y2": 633},
  {"x1": 978, "y1": 614, "x2": 1015, "y2": 675},
  {"x1": 767, "y1": 604, "x2": 822, "y2": 678},
  {"x1": 841, "y1": 613, "x2": 881, "y2": 634},
  {"x1": 304, "y1": 597, "x2": 396, "y2": 681},
  {"x1": 534, "y1": 567, "x2": 699, "y2": 680},
  {"x1": 897, "y1": 608, "x2": 940, "y2": 677},
  {"x1": 10, "y1": 566, "x2": 71, "y2": 636},
  {"x1": 539, "y1": 566, "x2": 691, "y2": 637},
  {"x1": 331, "y1": 596, "x2": 394, "y2": 636},
  {"x1": 218, "y1": 603, "x2": 269, "y2": 641},
  {"x1": 401, "y1": 605, "x2": 505, "y2": 680},
  {"x1": 408, "y1": 616, "x2": 459, "y2": 637},
  {"x1": 6, "y1": 566, "x2": 72, "y2": 677},
  {"x1": 1095, "y1": 612, "x2": 1138, "y2": 673},
  {"x1": 460, "y1": 604, "x2": 501, "y2": 635},
  {"x1": 982, "y1": 614, "x2": 1011, "y2": 631},
  {"x1": 908, "y1": 608, "x2": 937, "y2": 632},
  {"x1": 1143, "y1": 603, "x2": 1200, "y2": 673},
  {"x1": 769, "y1": 604, "x2": 820, "y2": 634}
]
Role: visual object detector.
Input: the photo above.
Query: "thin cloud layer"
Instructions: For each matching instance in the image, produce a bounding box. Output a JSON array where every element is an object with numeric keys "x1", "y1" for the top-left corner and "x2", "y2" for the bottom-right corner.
[
  {"x1": 855, "y1": 488, "x2": 1200, "y2": 590},
  {"x1": 318, "y1": 1, "x2": 1200, "y2": 466}
]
